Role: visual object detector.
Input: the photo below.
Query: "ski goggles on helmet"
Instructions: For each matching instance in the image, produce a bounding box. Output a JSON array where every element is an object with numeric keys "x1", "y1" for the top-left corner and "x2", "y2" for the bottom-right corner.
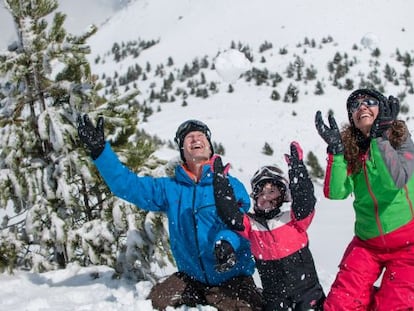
[
  {"x1": 348, "y1": 96, "x2": 379, "y2": 113},
  {"x1": 174, "y1": 119, "x2": 211, "y2": 145}
]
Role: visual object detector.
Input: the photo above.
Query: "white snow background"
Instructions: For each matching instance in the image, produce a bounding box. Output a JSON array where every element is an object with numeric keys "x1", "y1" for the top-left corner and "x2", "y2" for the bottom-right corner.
[{"x1": 1, "y1": 0, "x2": 414, "y2": 310}]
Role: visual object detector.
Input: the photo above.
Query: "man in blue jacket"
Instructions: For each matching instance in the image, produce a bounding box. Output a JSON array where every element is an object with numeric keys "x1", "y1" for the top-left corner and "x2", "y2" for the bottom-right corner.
[{"x1": 77, "y1": 116, "x2": 262, "y2": 311}]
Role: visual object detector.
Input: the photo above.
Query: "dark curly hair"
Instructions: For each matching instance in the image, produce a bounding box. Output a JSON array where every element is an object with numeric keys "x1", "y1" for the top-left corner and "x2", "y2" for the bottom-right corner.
[{"x1": 341, "y1": 120, "x2": 408, "y2": 174}]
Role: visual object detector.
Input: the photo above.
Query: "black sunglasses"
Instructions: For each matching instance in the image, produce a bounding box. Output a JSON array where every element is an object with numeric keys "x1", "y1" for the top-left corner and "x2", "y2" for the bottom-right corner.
[{"x1": 348, "y1": 97, "x2": 379, "y2": 113}]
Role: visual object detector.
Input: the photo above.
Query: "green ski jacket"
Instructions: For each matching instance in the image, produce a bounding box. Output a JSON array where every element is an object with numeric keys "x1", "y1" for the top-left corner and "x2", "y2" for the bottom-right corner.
[{"x1": 324, "y1": 135, "x2": 414, "y2": 240}]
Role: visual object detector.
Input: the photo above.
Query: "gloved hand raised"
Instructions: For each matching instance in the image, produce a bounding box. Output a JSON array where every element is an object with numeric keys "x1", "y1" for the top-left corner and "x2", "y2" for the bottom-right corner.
[
  {"x1": 315, "y1": 111, "x2": 344, "y2": 155},
  {"x1": 284, "y1": 141, "x2": 307, "y2": 187},
  {"x1": 214, "y1": 240, "x2": 237, "y2": 273},
  {"x1": 213, "y1": 156, "x2": 244, "y2": 231},
  {"x1": 284, "y1": 141, "x2": 316, "y2": 220},
  {"x1": 370, "y1": 95, "x2": 400, "y2": 138},
  {"x1": 77, "y1": 114, "x2": 105, "y2": 160}
]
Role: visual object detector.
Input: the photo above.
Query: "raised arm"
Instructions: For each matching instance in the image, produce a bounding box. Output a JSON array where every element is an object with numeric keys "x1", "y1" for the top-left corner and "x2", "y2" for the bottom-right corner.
[
  {"x1": 285, "y1": 141, "x2": 316, "y2": 220},
  {"x1": 213, "y1": 156, "x2": 245, "y2": 231}
]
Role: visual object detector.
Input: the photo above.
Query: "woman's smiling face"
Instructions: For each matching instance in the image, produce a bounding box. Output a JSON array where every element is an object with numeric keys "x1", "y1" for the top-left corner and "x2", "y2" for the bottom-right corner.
[{"x1": 351, "y1": 97, "x2": 379, "y2": 136}]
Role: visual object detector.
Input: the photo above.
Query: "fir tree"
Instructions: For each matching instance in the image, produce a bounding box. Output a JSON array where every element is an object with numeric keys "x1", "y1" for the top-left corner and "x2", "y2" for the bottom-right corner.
[
  {"x1": 384, "y1": 64, "x2": 396, "y2": 82},
  {"x1": 283, "y1": 84, "x2": 299, "y2": 103},
  {"x1": 305, "y1": 65, "x2": 317, "y2": 81},
  {"x1": 0, "y1": 0, "x2": 98, "y2": 271},
  {"x1": 306, "y1": 152, "x2": 324, "y2": 179},
  {"x1": 271, "y1": 89, "x2": 280, "y2": 101},
  {"x1": 213, "y1": 142, "x2": 225, "y2": 156},
  {"x1": 314, "y1": 81, "x2": 324, "y2": 95},
  {"x1": 262, "y1": 142, "x2": 274, "y2": 156},
  {"x1": 0, "y1": 0, "x2": 173, "y2": 281}
]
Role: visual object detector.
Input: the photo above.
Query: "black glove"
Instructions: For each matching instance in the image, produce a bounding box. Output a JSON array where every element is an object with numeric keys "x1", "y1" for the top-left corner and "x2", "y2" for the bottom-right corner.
[
  {"x1": 213, "y1": 156, "x2": 245, "y2": 231},
  {"x1": 214, "y1": 240, "x2": 236, "y2": 273},
  {"x1": 315, "y1": 111, "x2": 344, "y2": 154},
  {"x1": 77, "y1": 114, "x2": 105, "y2": 160},
  {"x1": 285, "y1": 141, "x2": 308, "y2": 186},
  {"x1": 370, "y1": 96, "x2": 400, "y2": 138},
  {"x1": 285, "y1": 142, "x2": 315, "y2": 220}
]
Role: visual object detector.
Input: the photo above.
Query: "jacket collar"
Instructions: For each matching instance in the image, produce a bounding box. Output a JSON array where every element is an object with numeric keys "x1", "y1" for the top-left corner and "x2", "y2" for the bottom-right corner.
[{"x1": 175, "y1": 160, "x2": 213, "y2": 184}]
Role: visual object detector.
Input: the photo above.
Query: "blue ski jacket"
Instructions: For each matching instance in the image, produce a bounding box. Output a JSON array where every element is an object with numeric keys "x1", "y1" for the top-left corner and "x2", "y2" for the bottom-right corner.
[{"x1": 94, "y1": 142, "x2": 255, "y2": 285}]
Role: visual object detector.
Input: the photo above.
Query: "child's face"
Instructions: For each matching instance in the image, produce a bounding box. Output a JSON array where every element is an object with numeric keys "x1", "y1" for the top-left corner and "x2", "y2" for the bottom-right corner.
[{"x1": 256, "y1": 183, "x2": 281, "y2": 212}]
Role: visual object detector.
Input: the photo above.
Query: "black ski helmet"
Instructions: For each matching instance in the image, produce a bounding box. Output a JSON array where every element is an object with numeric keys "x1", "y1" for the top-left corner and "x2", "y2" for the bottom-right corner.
[
  {"x1": 250, "y1": 165, "x2": 291, "y2": 203},
  {"x1": 174, "y1": 119, "x2": 214, "y2": 162},
  {"x1": 346, "y1": 88, "x2": 387, "y2": 125}
]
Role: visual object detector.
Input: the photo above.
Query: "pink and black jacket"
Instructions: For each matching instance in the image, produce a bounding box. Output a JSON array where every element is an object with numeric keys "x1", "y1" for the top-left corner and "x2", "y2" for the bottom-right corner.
[{"x1": 215, "y1": 157, "x2": 325, "y2": 310}]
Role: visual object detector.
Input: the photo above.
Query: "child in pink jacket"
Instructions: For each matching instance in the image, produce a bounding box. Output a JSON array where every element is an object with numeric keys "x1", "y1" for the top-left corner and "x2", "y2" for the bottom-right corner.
[{"x1": 213, "y1": 141, "x2": 325, "y2": 311}]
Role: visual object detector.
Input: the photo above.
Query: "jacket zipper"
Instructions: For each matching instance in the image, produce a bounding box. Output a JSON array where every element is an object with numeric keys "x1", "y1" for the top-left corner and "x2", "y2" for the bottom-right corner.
[
  {"x1": 403, "y1": 184, "x2": 414, "y2": 218},
  {"x1": 361, "y1": 153, "x2": 384, "y2": 236},
  {"x1": 191, "y1": 184, "x2": 209, "y2": 284}
]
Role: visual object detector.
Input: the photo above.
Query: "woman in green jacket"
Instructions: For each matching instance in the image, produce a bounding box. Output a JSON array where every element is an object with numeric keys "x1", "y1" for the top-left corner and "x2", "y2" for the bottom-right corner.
[{"x1": 315, "y1": 89, "x2": 414, "y2": 310}]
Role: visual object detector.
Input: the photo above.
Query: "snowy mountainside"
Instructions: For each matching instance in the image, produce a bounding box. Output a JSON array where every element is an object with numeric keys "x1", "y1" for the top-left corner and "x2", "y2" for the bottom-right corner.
[
  {"x1": 85, "y1": 0, "x2": 414, "y2": 282},
  {"x1": 84, "y1": 0, "x2": 414, "y2": 284},
  {"x1": 88, "y1": 0, "x2": 414, "y2": 66},
  {"x1": 87, "y1": 0, "x2": 414, "y2": 183}
]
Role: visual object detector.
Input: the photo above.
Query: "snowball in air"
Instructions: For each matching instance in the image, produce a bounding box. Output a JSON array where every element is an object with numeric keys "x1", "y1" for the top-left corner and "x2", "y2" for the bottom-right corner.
[
  {"x1": 360, "y1": 33, "x2": 379, "y2": 50},
  {"x1": 214, "y1": 49, "x2": 252, "y2": 84}
]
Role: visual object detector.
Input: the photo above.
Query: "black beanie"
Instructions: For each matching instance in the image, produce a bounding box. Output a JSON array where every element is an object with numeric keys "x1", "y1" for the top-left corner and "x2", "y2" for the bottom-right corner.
[
  {"x1": 174, "y1": 119, "x2": 214, "y2": 162},
  {"x1": 346, "y1": 88, "x2": 387, "y2": 125}
]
